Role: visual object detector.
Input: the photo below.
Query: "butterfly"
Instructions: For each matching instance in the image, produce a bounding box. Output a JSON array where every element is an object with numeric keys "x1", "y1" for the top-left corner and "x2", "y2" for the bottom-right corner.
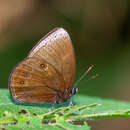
[{"x1": 8, "y1": 28, "x2": 78, "y2": 105}]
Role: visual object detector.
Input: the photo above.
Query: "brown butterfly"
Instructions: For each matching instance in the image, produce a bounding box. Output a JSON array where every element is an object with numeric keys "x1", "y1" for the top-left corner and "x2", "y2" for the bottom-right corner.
[{"x1": 8, "y1": 28, "x2": 78, "y2": 105}]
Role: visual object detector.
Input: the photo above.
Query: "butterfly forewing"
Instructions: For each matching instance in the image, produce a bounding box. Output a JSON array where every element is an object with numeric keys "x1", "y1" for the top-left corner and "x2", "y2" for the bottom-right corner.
[
  {"x1": 9, "y1": 57, "x2": 66, "y2": 103},
  {"x1": 28, "y1": 28, "x2": 75, "y2": 90}
]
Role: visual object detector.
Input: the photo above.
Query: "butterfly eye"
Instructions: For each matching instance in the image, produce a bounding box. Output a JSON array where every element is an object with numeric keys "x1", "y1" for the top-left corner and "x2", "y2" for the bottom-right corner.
[
  {"x1": 20, "y1": 81, "x2": 24, "y2": 84},
  {"x1": 72, "y1": 88, "x2": 78, "y2": 95}
]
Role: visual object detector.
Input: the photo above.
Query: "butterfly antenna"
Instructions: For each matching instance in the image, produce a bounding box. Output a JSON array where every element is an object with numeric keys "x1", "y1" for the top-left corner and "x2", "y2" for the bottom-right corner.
[
  {"x1": 74, "y1": 65, "x2": 94, "y2": 87},
  {"x1": 85, "y1": 74, "x2": 99, "y2": 82}
]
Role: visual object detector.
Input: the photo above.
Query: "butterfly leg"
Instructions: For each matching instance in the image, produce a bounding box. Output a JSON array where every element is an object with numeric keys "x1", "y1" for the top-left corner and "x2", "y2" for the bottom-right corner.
[
  {"x1": 49, "y1": 102, "x2": 56, "y2": 112},
  {"x1": 69, "y1": 97, "x2": 73, "y2": 106}
]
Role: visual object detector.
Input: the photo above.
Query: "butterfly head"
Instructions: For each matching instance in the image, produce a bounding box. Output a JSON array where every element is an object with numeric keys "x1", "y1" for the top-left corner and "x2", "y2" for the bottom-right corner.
[{"x1": 72, "y1": 87, "x2": 78, "y2": 96}]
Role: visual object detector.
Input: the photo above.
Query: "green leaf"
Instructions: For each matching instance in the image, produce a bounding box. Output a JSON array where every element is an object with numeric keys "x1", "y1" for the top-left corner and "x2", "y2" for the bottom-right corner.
[
  {"x1": 0, "y1": 89, "x2": 130, "y2": 130},
  {"x1": 55, "y1": 116, "x2": 91, "y2": 130}
]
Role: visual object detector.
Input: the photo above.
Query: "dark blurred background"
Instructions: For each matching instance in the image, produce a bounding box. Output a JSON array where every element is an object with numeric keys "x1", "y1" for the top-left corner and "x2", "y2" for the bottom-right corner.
[{"x1": 0, "y1": 1, "x2": 130, "y2": 129}]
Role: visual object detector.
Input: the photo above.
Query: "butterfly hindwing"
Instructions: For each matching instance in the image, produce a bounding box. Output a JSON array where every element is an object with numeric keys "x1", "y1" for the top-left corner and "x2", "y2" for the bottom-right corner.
[{"x1": 9, "y1": 57, "x2": 66, "y2": 103}]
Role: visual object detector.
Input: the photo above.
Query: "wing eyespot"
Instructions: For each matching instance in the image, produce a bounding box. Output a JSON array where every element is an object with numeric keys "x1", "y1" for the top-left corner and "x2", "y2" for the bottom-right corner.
[
  {"x1": 20, "y1": 81, "x2": 24, "y2": 84},
  {"x1": 40, "y1": 63, "x2": 46, "y2": 68}
]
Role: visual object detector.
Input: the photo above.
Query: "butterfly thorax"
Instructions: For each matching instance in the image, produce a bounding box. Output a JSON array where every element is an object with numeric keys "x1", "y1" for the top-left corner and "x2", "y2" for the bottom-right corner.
[
  {"x1": 56, "y1": 87, "x2": 78, "y2": 104},
  {"x1": 56, "y1": 88, "x2": 71, "y2": 103}
]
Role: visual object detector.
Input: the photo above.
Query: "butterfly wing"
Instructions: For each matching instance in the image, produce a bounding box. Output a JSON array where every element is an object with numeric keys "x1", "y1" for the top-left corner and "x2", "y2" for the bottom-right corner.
[
  {"x1": 28, "y1": 28, "x2": 75, "y2": 90},
  {"x1": 9, "y1": 57, "x2": 66, "y2": 103}
]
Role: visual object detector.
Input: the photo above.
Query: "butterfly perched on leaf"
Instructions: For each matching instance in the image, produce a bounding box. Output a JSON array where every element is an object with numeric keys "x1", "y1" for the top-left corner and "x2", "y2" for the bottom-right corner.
[{"x1": 9, "y1": 28, "x2": 78, "y2": 104}]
